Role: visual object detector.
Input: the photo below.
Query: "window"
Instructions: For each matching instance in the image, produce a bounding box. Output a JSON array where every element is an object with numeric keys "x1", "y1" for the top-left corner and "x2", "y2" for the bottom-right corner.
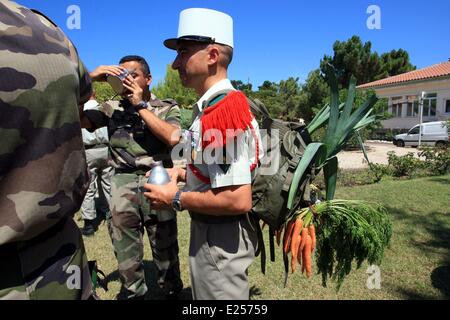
[
  {"x1": 430, "y1": 99, "x2": 436, "y2": 116},
  {"x1": 391, "y1": 97, "x2": 403, "y2": 118},
  {"x1": 392, "y1": 103, "x2": 403, "y2": 117},
  {"x1": 406, "y1": 95, "x2": 419, "y2": 117},
  {"x1": 446, "y1": 100, "x2": 450, "y2": 113},
  {"x1": 406, "y1": 102, "x2": 420, "y2": 117},
  {"x1": 409, "y1": 126, "x2": 420, "y2": 134},
  {"x1": 421, "y1": 93, "x2": 437, "y2": 117}
]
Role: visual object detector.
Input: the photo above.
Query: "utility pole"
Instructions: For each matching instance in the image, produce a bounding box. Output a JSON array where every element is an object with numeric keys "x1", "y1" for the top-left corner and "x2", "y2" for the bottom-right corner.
[{"x1": 418, "y1": 91, "x2": 425, "y2": 147}]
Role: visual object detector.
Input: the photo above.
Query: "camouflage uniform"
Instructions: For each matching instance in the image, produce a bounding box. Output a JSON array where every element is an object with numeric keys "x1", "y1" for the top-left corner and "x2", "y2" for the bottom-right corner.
[
  {"x1": 86, "y1": 94, "x2": 183, "y2": 299},
  {"x1": 0, "y1": 1, "x2": 93, "y2": 299}
]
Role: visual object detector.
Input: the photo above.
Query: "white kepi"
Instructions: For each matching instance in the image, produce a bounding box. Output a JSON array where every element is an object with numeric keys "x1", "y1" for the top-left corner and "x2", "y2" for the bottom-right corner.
[{"x1": 164, "y1": 8, "x2": 233, "y2": 50}]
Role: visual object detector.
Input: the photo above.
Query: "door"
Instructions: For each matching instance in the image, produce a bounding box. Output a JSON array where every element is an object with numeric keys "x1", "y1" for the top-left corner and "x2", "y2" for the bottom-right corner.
[{"x1": 405, "y1": 125, "x2": 420, "y2": 146}]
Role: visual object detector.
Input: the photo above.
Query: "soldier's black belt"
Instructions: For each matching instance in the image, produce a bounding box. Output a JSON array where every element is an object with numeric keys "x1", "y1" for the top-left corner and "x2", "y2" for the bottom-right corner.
[{"x1": 190, "y1": 212, "x2": 246, "y2": 224}]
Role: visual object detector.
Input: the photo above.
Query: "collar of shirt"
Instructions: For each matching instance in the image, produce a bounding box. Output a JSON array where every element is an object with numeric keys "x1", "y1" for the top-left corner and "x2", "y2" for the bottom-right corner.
[{"x1": 196, "y1": 78, "x2": 235, "y2": 113}]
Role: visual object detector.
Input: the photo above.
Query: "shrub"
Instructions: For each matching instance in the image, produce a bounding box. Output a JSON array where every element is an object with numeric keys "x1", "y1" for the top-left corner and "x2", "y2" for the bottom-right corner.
[
  {"x1": 418, "y1": 147, "x2": 450, "y2": 176},
  {"x1": 387, "y1": 151, "x2": 420, "y2": 178},
  {"x1": 369, "y1": 163, "x2": 391, "y2": 181}
]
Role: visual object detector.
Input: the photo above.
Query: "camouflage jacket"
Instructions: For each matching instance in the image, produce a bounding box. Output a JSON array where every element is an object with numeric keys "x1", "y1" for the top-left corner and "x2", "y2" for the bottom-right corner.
[
  {"x1": 0, "y1": 1, "x2": 92, "y2": 245},
  {"x1": 87, "y1": 93, "x2": 180, "y2": 171}
]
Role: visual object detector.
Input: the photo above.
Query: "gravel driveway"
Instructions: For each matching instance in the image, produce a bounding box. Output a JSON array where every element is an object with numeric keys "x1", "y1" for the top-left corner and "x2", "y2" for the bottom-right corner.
[{"x1": 337, "y1": 141, "x2": 421, "y2": 169}]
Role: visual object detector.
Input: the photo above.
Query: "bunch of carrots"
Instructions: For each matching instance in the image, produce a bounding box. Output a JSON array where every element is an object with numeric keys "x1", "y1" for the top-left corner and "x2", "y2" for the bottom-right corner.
[{"x1": 275, "y1": 211, "x2": 316, "y2": 277}]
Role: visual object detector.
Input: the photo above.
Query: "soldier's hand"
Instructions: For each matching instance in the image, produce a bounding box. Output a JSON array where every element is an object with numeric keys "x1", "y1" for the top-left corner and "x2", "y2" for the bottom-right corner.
[
  {"x1": 143, "y1": 178, "x2": 179, "y2": 210},
  {"x1": 166, "y1": 168, "x2": 185, "y2": 182},
  {"x1": 122, "y1": 75, "x2": 144, "y2": 106},
  {"x1": 89, "y1": 65, "x2": 125, "y2": 82}
]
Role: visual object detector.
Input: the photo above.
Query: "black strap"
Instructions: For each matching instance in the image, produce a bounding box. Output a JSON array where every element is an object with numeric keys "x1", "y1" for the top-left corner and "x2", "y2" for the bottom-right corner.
[
  {"x1": 190, "y1": 212, "x2": 245, "y2": 224},
  {"x1": 252, "y1": 216, "x2": 266, "y2": 275},
  {"x1": 269, "y1": 226, "x2": 275, "y2": 262}
]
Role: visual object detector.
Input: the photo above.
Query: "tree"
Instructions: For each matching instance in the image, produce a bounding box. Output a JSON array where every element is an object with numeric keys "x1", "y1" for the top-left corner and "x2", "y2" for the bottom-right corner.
[
  {"x1": 254, "y1": 81, "x2": 284, "y2": 118},
  {"x1": 93, "y1": 82, "x2": 117, "y2": 103},
  {"x1": 377, "y1": 49, "x2": 416, "y2": 80},
  {"x1": 231, "y1": 80, "x2": 253, "y2": 96},
  {"x1": 152, "y1": 65, "x2": 198, "y2": 108},
  {"x1": 297, "y1": 70, "x2": 329, "y2": 121},
  {"x1": 320, "y1": 36, "x2": 415, "y2": 87},
  {"x1": 278, "y1": 77, "x2": 301, "y2": 120}
]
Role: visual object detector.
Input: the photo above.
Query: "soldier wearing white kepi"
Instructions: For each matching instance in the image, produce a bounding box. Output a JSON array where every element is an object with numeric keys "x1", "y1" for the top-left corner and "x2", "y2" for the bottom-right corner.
[{"x1": 144, "y1": 8, "x2": 264, "y2": 300}]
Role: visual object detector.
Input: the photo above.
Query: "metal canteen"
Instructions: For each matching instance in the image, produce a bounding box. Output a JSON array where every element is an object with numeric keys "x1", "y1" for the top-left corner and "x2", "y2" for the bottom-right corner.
[
  {"x1": 106, "y1": 69, "x2": 130, "y2": 94},
  {"x1": 147, "y1": 161, "x2": 170, "y2": 185},
  {"x1": 147, "y1": 161, "x2": 175, "y2": 222}
]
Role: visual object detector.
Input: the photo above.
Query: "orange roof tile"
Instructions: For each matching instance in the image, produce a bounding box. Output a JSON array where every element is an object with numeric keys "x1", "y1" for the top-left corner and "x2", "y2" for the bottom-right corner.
[{"x1": 357, "y1": 61, "x2": 450, "y2": 89}]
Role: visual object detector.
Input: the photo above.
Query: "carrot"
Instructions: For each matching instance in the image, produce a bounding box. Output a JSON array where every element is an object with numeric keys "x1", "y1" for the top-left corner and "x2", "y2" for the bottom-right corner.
[
  {"x1": 290, "y1": 235, "x2": 300, "y2": 273},
  {"x1": 297, "y1": 236, "x2": 303, "y2": 265},
  {"x1": 283, "y1": 220, "x2": 295, "y2": 254},
  {"x1": 301, "y1": 245, "x2": 307, "y2": 274},
  {"x1": 304, "y1": 234, "x2": 313, "y2": 278},
  {"x1": 299, "y1": 228, "x2": 308, "y2": 252},
  {"x1": 308, "y1": 224, "x2": 316, "y2": 253},
  {"x1": 300, "y1": 228, "x2": 309, "y2": 274},
  {"x1": 290, "y1": 219, "x2": 303, "y2": 273}
]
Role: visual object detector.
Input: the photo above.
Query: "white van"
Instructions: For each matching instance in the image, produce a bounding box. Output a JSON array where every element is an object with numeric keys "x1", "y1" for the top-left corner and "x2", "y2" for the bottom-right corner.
[{"x1": 394, "y1": 121, "x2": 449, "y2": 148}]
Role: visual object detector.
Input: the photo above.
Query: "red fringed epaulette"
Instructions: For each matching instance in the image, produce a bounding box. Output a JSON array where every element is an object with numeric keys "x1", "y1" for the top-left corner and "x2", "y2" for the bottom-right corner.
[{"x1": 201, "y1": 90, "x2": 253, "y2": 149}]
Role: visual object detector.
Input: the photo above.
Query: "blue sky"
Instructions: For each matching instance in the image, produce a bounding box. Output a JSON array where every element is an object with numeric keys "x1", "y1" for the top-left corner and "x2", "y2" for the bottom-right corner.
[{"x1": 17, "y1": 0, "x2": 450, "y2": 88}]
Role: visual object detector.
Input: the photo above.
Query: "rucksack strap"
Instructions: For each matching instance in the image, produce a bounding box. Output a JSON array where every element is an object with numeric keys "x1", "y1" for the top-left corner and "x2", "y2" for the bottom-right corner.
[
  {"x1": 251, "y1": 215, "x2": 266, "y2": 275},
  {"x1": 248, "y1": 98, "x2": 271, "y2": 120},
  {"x1": 269, "y1": 226, "x2": 275, "y2": 262}
]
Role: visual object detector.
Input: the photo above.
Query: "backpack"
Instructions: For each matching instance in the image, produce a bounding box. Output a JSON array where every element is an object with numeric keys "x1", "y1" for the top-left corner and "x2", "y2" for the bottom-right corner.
[
  {"x1": 247, "y1": 98, "x2": 317, "y2": 278},
  {"x1": 201, "y1": 90, "x2": 317, "y2": 277}
]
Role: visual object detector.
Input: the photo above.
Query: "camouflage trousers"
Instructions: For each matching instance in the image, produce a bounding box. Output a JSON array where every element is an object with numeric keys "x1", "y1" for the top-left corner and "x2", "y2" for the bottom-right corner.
[
  {"x1": 0, "y1": 217, "x2": 93, "y2": 300},
  {"x1": 109, "y1": 173, "x2": 182, "y2": 299}
]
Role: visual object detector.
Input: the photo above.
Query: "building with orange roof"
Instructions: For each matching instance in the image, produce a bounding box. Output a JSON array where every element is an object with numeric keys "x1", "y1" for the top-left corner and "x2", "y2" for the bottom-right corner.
[{"x1": 358, "y1": 60, "x2": 450, "y2": 129}]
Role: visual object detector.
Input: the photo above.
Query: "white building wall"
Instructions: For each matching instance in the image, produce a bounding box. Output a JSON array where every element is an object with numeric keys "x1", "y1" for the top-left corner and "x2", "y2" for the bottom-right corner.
[{"x1": 370, "y1": 77, "x2": 450, "y2": 130}]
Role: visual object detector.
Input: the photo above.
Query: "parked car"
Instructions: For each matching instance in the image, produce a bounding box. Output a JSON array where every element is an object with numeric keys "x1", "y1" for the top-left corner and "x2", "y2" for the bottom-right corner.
[{"x1": 393, "y1": 121, "x2": 449, "y2": 148}]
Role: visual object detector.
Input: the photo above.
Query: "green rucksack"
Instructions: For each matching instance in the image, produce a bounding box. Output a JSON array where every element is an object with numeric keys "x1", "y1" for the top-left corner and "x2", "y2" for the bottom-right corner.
[
  {"x1": 200, "y1": 89, "x2": 320, "y2": 277},
  {"x1": 247, "y1": 98, "x2": 319, "y2": 277}
]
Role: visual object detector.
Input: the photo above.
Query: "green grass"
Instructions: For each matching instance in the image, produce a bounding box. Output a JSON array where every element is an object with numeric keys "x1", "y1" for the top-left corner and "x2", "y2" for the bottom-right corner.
[{"x1": 77, "y1": 174, "x2": 450, "y2": 300}]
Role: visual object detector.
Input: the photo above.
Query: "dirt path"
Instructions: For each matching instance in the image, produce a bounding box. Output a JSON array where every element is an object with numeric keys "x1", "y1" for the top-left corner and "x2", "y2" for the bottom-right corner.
[{"x1": 337, "y1": 141, "x2": 421, "y2": 169}]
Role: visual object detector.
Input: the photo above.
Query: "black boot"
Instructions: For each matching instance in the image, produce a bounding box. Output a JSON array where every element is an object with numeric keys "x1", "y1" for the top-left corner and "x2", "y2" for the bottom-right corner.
[{"x1": 81, "y1": 219, "x2": 95, "y2": 236}]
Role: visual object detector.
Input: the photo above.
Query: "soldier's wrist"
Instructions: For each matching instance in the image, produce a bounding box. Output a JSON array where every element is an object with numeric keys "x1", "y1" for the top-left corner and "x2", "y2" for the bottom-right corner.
[{"x1": 133, "y1": 100, "x2": 147, "y2": 111}]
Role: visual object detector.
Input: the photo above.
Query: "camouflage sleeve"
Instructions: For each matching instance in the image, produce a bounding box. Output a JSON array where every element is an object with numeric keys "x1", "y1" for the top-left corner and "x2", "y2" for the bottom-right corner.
[
  {"x1": 165, "y1": 104, "x2": 181, "y2": 128},
  {"x1": 78, "y1": 60, "x2": 93, "y2": 106}
]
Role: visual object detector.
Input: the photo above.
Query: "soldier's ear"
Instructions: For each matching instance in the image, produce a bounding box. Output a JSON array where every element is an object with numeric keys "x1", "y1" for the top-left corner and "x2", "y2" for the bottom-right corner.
[{"x1": 146, "y1": 74, "x2": 152, "y2": 87}]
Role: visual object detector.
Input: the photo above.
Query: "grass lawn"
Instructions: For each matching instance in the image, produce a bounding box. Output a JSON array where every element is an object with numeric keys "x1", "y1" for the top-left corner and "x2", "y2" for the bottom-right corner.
[{"x1": 77, "y1": 174, "x2": 450, "y2": 300}]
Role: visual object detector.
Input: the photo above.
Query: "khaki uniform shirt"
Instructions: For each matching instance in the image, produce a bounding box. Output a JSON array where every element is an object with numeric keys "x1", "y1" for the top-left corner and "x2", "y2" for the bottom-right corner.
[{"x1": 184, "y1": 79, "x2": 264, "y2": 193}]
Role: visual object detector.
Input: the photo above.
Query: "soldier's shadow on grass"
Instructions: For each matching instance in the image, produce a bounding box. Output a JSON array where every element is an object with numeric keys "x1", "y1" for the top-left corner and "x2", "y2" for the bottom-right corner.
[
  {"x1": 428, "y1": 177, "x2": 450, "y2": 185},
  {"x1": 143, "y1": 261, "x2": 193, "y2": 300},
  {"x1": 387, "y1": 206, "x2": 450, "y2": 299},
  {"x1": 104, "y1": 263, "x2": 192, "y2": 300}
]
